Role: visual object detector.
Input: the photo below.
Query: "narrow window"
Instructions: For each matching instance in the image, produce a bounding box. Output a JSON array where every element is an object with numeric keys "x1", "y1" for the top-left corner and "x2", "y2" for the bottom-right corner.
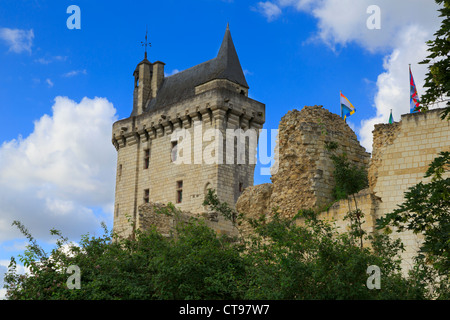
[
  {"x1": 239, "y1": 182, "x2": 244, "y2": 193},
  {"x1": 144, "y1": 149, "x2": 150, "y2": 169},
  {"x1": 118, "y1": 164, "x2": 122, "y2": 181},
  {"x1": 176, "y1": 180, "x2": 183, "y2": 203},
  {"x1": 171, "y1": 141, "x2": 178, "y2": 162},
  {"x1": 144, "y1": 189, "x2": 149, "y2": 204}
]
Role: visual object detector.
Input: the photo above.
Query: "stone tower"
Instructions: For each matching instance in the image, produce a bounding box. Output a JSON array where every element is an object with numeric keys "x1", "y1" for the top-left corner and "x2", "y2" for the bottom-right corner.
[{"x1": 112, "y1": 25, "x2": 265, "y2": 237}]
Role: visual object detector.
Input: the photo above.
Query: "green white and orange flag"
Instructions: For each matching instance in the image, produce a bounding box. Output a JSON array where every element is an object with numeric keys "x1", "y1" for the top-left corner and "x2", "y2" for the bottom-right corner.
[{"x1": 340, "y1": 91, "x2": 356, "y2": 121}]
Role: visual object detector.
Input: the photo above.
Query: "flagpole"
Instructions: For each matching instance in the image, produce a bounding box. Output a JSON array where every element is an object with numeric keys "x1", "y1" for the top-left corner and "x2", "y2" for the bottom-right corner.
[{"x1": 409, "y1": 64, "x2": 411, "y2": 113}]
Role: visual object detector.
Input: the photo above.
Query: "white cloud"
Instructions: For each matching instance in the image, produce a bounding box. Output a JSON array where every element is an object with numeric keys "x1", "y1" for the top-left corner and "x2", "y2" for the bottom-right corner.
[
  {"x1": 63, "y1": 69, "x2": 87, "y2": 78},
  {"x1": 1, "y1": 241, "x2": 29, "y2": 252},
  {"x1": 255, "y1": 0, "x2": 442, "y2": 152},
  {"x1": 255, "y1": 1, "x2": 282, "y2": 22},
  {"x1": 0, "y1": 96, "x2": 117, "y2": 243},
  {"x1": 164, "y1": 69, "x2": 180, "y2": 77},
  {"x1": 0, "y1": 28, "x2": 34, "y2": 54},
  {"x1": 359, "y1": 25, "x2": 432, "y2": 152},
  {"x1": 278, "y1": 0, "x2": 315, "y2": 11},
  {"x1": 46, "y1": 78, "x2": 54, "y2": 88},
  {"x1": 0, "y1": 262, "x2": 8, "y2": 300},
  {"x1": 257, "y1": 0, "x2": 440, "y2": 52},
  {"x1": 0, "y1": 264, "x2": 6, "y2": 287},
  {"x1": 310, "y1": 0, "x2": 440, "y2": 53},
  {"x1": 35, "y1": 56, "x2": 67, "y2": 65}
]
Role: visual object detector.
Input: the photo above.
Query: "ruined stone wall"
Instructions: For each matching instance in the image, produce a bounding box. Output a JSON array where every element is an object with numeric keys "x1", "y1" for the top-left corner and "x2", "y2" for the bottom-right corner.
[
  {"x1": 138, "y1": 202, "x2": 239, "y2": 238},
  {"x1": 244, "y1": 106, "x2": 370, "y2": 219},
  {"x1": 237, "y1": 106, "x2": 449, "y2": 274}
]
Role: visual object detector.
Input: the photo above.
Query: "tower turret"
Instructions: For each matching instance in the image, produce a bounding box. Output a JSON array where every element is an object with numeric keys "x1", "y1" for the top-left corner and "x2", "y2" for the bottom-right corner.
[
  {"x1": 151, "y1": 61, "x2": 165, "y2": 99},
  {"x1": 132, "y1": 29, "x2": 165, "y2": 116},
  {"x1": 133, "y1": 58, "x2": 152, "y2": 115}
]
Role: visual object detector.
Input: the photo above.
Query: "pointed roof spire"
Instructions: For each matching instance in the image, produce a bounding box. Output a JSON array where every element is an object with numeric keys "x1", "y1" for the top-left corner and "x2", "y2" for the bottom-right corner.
[
  {"x1": 144, "y1": 24, "x2": 249, "y2": 111},
  {"x1": 216, "y1": 23, "x2": 248, "y2": 88}
]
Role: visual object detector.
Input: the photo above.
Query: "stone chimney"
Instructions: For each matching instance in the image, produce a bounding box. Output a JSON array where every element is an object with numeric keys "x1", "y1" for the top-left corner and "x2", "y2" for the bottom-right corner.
[
  {"x1": 133, "y1": 58, "x2": 152, "y2": 115},
  {"x1": 151, "y1": 61, "x2": 165, "y2": 99}
]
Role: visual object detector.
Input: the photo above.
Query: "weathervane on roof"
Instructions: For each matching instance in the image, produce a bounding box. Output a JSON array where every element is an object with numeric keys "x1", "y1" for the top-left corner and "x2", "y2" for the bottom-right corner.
[{"x1": 141, "y1": 26, "x2": 151, "y2": 59}]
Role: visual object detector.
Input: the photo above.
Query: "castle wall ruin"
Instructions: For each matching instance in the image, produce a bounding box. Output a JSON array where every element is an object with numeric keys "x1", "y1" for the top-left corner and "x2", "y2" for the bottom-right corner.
[{"x1": 237, "y1": 106, "x2": 449, "y2": 273}]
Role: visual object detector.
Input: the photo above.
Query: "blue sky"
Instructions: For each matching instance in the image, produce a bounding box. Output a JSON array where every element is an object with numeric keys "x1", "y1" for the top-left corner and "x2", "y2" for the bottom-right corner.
[{"x1": 0, "y1": 0, "x2": 443, "y2": 298}]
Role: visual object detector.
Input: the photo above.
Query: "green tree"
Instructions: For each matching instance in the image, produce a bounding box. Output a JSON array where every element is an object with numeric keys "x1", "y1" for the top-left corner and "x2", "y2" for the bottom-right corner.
[
  {"x1": 204, "y1": 191, "x2": 427, "y2": 300},
  {"x1": 324, "y1": 141, "x2": 369, "y2": 248},
  {"x1": 4, "y1": 207, "x2": 247, "y2": 300},
  {"x1": 4, "y1": 192, "x2": 437, "y2": 300},
  {"x1": 419, "y1": 0, "x2": 450, "y2": 120}
]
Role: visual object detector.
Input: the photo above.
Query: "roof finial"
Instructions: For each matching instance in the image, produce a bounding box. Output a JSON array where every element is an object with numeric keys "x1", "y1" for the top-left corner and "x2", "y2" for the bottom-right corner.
[{"x1": 141, "y1": 26, "x2": 151, "y2": 59}]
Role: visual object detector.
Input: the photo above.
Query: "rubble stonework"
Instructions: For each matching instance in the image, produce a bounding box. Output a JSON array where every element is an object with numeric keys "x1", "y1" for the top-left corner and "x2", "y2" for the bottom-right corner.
[
  {"x1": 138, "y1": 202, "x2": 239, "y2": 237},
  {"x1": 237, "y1": 105, "x2": 371, "y2": 219},
  {"x1": 368, "y1": 121, "x2": 402, "y2": 191}
]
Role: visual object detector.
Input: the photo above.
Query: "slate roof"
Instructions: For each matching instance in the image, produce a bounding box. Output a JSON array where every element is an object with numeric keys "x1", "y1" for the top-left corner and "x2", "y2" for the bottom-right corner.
[{"x1": 144, "y1": 25, "x2": 248, "y2": 112}]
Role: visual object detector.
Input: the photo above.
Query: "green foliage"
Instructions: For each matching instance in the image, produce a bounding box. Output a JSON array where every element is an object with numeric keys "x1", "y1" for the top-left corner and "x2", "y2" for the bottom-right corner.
[
  {"x1": 327, "y1": 152, "x2": 368, "y2": 202},
  {"x1": 203, "y1": 188, "x2": 240, "y2": 225},
  {"x1": 344, "y1": 208, "x2": 366, "y2": 248},
  {"x1": 325, "y1": 142, "x2": 369, "y2": 248},
  {"x1": 234, "y1": 208, "x2": 424, "y2": 300},
  {"x1": 5, "y1": 192, "x2": 439, "y2": 300},
  {"x1": 419, "y1": 0, "x2": 450, "y2": 120},
  {"x1": 4, "y1": 216, "x2": 248, "y2": 300}
]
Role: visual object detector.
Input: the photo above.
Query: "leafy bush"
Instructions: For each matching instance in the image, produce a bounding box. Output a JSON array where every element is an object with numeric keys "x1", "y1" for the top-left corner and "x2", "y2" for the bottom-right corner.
[{"x1": 4, "y1": 197, "x2": 435, "y2": 300}]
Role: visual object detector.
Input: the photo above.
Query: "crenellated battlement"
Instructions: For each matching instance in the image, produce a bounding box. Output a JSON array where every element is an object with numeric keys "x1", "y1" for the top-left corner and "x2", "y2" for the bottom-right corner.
[{"x1": 112, "y1": 82, "x2": 265, "y2": 151}]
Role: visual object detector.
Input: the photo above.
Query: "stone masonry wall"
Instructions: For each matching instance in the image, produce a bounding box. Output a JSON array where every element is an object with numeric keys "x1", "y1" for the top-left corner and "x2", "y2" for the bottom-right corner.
[
  {"x1": 112, "y1": 80, "x2": 265, "y2": 238},
  {"x1": 268, "y1": 105, "x2": 370, "y2": 218},
  {"x1": 317, "y1": 188, "x2": 381, "y2": 247},
  {"x1": 369, "y1": 108, "x2": 450, "y2": 271}
]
